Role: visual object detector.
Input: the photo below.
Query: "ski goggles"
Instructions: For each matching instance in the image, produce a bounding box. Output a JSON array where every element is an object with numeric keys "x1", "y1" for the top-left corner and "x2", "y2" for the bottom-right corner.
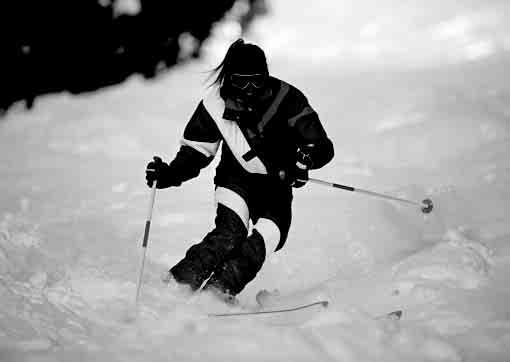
[{"x1": 229, "y1": 73, "x2": 266, "y2": 89}]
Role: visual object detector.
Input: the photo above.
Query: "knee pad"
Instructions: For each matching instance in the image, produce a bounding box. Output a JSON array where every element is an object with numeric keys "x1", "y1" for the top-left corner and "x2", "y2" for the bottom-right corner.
[{"x1": 253, "y1": 218, "x2": 281, "y2": 255}]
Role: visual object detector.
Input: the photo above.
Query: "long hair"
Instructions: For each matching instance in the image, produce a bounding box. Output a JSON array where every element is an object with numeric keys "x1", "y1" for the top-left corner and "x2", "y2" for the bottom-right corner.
[
  {"x1": 209, "y1": 38, "x2": 245, "y2": 88},
  {"x1": 208, "y1": 38, "x2": 268, "y2": 99}
]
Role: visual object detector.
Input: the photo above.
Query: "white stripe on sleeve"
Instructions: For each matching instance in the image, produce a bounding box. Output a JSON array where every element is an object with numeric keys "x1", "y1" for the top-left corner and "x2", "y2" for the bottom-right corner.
[{"x1": 180, "y1": 138, "x2": 220, "y2": 158}]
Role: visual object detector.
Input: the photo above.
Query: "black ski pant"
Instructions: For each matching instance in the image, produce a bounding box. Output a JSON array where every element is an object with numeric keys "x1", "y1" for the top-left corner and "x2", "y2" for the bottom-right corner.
[
  {"x1": 170, "y1": 181, "x2": 292, "y2": 295},
  {"x1": 170, "y1": 203, "x2": 247, "y2": 291}
]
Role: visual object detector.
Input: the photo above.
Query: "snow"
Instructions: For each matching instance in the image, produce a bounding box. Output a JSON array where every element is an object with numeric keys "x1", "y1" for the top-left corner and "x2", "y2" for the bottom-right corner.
[{"x1": 2, "y1": 1, "x2": 510, "y2": 361}]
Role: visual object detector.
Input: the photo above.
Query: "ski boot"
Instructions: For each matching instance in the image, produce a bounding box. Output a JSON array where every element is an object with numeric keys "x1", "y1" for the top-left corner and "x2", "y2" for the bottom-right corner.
[{"x1": 203, "y1": 275, "x2": 239, "y2": 306}]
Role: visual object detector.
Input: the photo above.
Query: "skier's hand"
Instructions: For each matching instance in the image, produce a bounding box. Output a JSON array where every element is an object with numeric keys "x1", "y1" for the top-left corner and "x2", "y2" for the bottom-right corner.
[
  {"x1": 279, "y1": 146, "x2": 314, "y2": 188},
  {"x1": 145, "y1": 156, "x2": 170, "y2": 188},
  {"x1": 278, "y1": 165, "x2": 309, "y2": 188},
  {"x1": 296, "y1": 145, "x2": 315, "y2": 169}
]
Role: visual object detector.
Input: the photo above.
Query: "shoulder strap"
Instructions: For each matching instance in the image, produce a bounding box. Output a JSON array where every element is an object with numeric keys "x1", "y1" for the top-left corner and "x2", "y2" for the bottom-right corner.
[{"x1": 257, "y1": 81, "x2": 290, "y2": 133}]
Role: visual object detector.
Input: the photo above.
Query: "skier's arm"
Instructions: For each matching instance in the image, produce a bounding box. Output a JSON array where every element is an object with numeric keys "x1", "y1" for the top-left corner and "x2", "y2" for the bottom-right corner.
[
  {"x1": 154, "y1": 145, "x2": 214, "y2": 188},
  {"x1": 146, "y1": 101, "x2": 221, "y2": 188},
  {"x1": 289, "y1": 95, "x2": 334, "y2": 170}
]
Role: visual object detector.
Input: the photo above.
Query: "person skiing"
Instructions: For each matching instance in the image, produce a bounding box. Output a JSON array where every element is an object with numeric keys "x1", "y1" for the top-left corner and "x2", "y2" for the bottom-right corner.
[{"x1": 145, "y1": 38, "x2": 334, "y2": 301}]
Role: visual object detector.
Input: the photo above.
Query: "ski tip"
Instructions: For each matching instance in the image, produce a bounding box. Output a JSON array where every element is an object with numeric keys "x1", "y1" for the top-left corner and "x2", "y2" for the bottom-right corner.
[
  {"x1": 320, "y1": 300, "x2": 329, "y2": 308},
  {"x1": 387, "y1": 310, "x2": 403, "y2": 320}
]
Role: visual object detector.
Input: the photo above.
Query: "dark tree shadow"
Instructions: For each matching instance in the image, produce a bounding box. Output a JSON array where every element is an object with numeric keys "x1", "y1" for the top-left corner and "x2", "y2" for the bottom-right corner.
[{"x1": 0, "y1": 0, "x2": 268, "y2": 117}]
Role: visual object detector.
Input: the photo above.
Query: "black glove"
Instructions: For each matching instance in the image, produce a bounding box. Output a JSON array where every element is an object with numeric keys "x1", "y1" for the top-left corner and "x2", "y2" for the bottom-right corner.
[
  {"x1": 286, "y1": 145, "x2": 315, "y2": 188},
  {"x1": 278, "y1": 164, "x2": 309, "y2": 188},
  {"x1": 278, "y1": 146, "x2": 316, "y2": 188},
  {"x1": 296, "y1": 145, "x2": 315, "y2": 169},
  {"x1": 145, "y1": 156, "x2": 171, "y2": 188}
]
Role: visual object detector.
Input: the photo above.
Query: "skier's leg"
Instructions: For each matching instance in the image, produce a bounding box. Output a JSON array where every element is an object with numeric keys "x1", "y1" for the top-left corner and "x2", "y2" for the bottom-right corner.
[
  {"x1": 206, "y1": 189, "x2": 292, "y2": 296},
  {"x1": 205, "y1": 228, "x2": 266, "y2": 296},
  {"x1": 170, "y1": 192, "x2": 249, "y2": 291}
]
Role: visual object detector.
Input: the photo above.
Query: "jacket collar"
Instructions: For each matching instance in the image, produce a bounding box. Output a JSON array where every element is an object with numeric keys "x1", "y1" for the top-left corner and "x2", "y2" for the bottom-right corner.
[{"x1": 222, "y1": 84, "x2": 274, "y2": 123}]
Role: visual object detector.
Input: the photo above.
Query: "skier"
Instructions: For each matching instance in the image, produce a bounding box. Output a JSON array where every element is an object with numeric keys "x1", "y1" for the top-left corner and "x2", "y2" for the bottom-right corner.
[{"x1": 145, "y1": 38, "x2": 334, "y2": 301}]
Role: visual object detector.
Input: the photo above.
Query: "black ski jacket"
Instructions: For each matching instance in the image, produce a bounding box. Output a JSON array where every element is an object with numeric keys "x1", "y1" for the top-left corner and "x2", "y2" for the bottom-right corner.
[{"x1": 158, "y1": 76, "x2": 334, "y2": 190}]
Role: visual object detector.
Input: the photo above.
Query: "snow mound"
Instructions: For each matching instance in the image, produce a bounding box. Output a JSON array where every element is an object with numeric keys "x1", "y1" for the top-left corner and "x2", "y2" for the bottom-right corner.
[
  {"x1": 0, "y1": 211, "x2": 44, "y2": 277},
  {"x1": 392, "y1": 229, "x2": 493, "y2": 289}
]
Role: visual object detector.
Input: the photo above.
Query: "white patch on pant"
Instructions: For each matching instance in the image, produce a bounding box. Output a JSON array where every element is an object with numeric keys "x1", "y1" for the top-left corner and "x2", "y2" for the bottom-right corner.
[
  {"x1": 215, "y1": 187, "x2": 249, "y2": 229},
  {"x1": 254, "y1": 218, "x2": 280, "y2": 255}
]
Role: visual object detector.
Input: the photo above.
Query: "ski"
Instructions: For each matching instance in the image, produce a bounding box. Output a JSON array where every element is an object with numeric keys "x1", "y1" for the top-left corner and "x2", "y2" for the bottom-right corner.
[
  {"x1": 385, "y1": 310, "x2": 403, "y2": 320},
  {"x1": 161, "y1": 277, "x2": 403, "y2": 321},
  {"x1": 208, "y1": 300, "x2": 329, "y2": 317},
  {"x1": 209, "y1": 303, "x2": 402, "y2": 321}
]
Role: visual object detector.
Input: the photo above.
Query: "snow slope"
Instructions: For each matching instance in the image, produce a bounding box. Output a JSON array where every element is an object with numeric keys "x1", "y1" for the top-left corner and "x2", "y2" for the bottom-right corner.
[{"x1": 1, "y1": 1, "x2": 510, "y2": 361}]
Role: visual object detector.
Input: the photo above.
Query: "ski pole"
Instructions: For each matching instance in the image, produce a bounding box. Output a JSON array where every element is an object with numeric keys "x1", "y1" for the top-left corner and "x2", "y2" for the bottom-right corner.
[
  {"x1": 135, "y1": 180, "x2": 158, "y2": 308},
  {"x1": 303, "y1": 177, "x2": 433, "y2": 214}
]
